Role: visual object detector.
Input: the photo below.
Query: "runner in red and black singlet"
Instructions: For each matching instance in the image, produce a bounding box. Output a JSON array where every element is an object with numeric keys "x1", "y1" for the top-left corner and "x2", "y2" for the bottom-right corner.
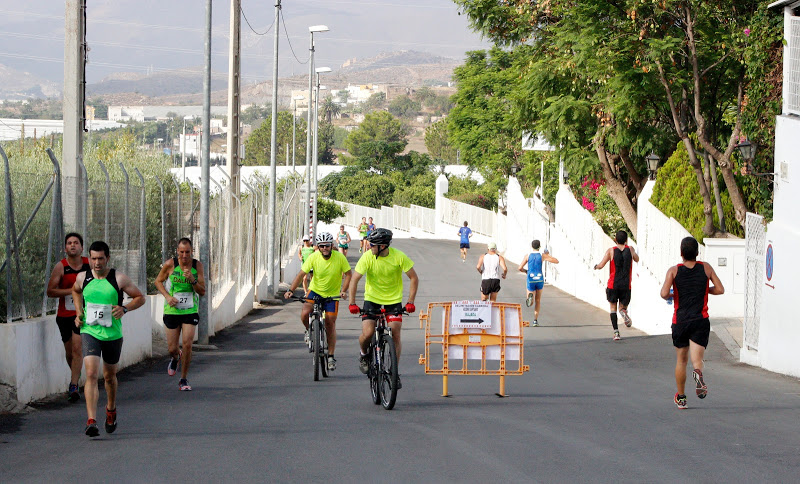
[
  {"x1": 594, "y1": 230, "x2": 639, "y2": 340},
  {"x1": 46, "y1": 232, "x2": 89, "y2": 402},
  {"x1": 660, "y1": 236, "x2": 724, "y2": 409}
]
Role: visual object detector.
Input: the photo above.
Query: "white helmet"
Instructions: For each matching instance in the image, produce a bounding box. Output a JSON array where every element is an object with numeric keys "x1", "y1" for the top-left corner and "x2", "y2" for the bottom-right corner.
[{"x1": 315, "y1": 232, "x2": 334, "y2": 245}]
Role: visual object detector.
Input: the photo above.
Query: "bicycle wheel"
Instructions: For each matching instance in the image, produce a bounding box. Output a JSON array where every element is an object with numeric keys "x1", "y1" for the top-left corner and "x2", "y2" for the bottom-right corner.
[
  {"x1": 369, "y1": 344, "x2": 380, "y2": 405},
  {"x1": 319, "y1": 321, "x2": 329, "y2": 378},
  {"x1": 378, "y1": 334, "x2": 398, "y2": 410},
  {"x1": 311, "y1": 317, "x2": 321, "y2": 381}
]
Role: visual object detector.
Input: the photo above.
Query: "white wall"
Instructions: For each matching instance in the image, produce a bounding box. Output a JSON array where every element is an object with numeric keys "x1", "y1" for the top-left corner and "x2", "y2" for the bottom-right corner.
[
  {"x1": 0, "y1": 297, "x2": 153, "y2": 404},
  {"x1": 744, "y1": 114, "x2": 800, "y2": 377}
]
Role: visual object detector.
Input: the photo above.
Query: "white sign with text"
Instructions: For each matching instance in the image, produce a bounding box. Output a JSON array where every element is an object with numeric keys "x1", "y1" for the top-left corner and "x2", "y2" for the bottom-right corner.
[{"x1": 451, "y1": 300, "x2": 492, "y2": 329}]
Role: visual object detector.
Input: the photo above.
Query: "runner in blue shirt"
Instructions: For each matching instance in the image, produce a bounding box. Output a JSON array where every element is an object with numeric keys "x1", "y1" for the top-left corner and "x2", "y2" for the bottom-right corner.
[
  {"x1": 517, "y1": 239, "x2": 559, "y2": 327},
  {"x1": 457, "y1": 221, "x2": 473, "y2": 263}
]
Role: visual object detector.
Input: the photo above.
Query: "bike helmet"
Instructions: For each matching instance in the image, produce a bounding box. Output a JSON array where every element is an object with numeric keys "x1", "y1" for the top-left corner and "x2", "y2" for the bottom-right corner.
[
  {"x1": 366, "y1": 228, "x2": 393, "y2": 246},
  {"x1": 315, "y1": 232, "x2": 334, "y2": 245}
]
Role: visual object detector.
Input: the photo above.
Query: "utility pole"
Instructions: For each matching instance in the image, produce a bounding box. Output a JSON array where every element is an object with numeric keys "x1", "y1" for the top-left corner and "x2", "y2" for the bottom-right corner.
[
  {"x1": 226, "y1": 0, "x2": 241, "y2": 198},
  {"x1": 198, "y1": 0, "x2": 213, "y2": 345},
  {"x1": 266, "y1": 0, "x2": 281, "y2": 296},
  {"x1": 63, "y1": 0, "x2": 86, "y2": 228}
]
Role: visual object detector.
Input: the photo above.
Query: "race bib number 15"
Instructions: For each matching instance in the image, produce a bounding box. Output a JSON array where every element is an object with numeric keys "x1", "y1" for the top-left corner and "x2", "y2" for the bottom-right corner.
[{"x1": 85, "y1": 303, "x2": 113, "y2": 327}]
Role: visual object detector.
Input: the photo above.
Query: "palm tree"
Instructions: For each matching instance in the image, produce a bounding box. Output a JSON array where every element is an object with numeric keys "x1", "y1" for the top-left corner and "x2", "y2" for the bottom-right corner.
[{"x1": 321, "y1": 96, "x2": 340, "y2": 123}]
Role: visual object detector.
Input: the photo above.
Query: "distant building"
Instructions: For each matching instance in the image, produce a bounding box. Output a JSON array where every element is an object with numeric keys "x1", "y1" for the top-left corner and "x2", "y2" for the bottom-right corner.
[{"x1": 107, "y1": 105, "x2": 228, "y2": 122}]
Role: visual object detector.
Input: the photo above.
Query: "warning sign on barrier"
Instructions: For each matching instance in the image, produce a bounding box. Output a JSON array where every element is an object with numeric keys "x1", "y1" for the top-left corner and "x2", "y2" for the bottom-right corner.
[{"x1": 451, "y1": 300, "x2": 492, "y2": 329}]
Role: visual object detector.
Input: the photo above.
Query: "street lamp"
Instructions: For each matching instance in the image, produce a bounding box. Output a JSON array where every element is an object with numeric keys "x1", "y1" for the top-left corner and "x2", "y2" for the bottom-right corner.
[
  {"x1": 305, "y1": 25, "x2": 329, "y2": 240},
  {"x1": 292, "y1": 95, "x2": 304, "y2": 173},
  {"x1": 182, "y1": 115, "x2": 194, "y2": 182},
  {"x1": 510, "y1": 164, "x2": 521, "y2": 176},
  {"x1": 562, "y1": 168, "x2": 569, "y2": 185},
  {"x1": 312, "y1": 67, "x2": 332, "y2": 235},
  {"x1": 646, "y1": 152, "x2": 661, "y2": 180},
  {"x1": 735, "y1": 139, "x2": 758, "y2": 175}
]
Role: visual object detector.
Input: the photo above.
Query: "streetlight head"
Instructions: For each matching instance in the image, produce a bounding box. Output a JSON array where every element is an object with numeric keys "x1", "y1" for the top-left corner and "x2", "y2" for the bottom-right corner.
[
  {"x1": 184, "y1": 116, "x2": 194, "y2": 120},
  {"x1": 646, "y1": 152, "x2": 661, "y2": 180},
  {"x1": 736, "y1": 139, "x2": 758, "y2": 163},
  {"x1": 319, "y1": 86, "x2": 328, "y2": 91},
  {"x1": 510, "y1": 164, "x2": 521, "y2": 176},
  {"x1": 309, "y1": 25, "x2": 329, "y2": 33},
  {"x1": 315, "y1": 67, "x2": 332, "y2": 74}
]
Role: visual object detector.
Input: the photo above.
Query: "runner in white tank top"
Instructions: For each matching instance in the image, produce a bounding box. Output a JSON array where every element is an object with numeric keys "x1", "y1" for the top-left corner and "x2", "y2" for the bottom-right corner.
[{"x1": 476, "y1": 242, "x2": 507, "y2": 301}]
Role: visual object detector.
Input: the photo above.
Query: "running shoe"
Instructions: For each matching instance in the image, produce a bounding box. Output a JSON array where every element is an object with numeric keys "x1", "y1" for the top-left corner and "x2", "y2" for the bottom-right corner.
[
  {"x1": 693, "y1": 369, "x2": 707, "y2": 399},
  {"x1": 613, "y1": 330, "x2": 621, "y2": 341},
  {"x1": 532, "y1": 319, "x2": 539, "y2": 327},
  {"x1": 179, "y1": 378, "x2": 192, "y2": 391},
  {"x1": 674, "y1": 392, "x2": 688, "y2": 409},
  {"x1": 359, "y1": 354, "x2": 370, "y2": 374},
  {"x1": 85, "y1": 419, "x2": 99, "y2": 437},
  {"x1": 620, "y1": 309, "x2": 632, "y2": 327},
  {"x1": 526, "y1": 294, "x2": 534, "y2": 307},
  {"x1": 167, "y1": 349, "x2": 181, "y2": 376},
  {"x1": 396, "y1": 375, "x2": 402, "y2": 390},
  {"x1": 67, "y1": 383, "x2": 80, "y2": 403},
  {"x1": 327, "y1": 356, "x2": 337, "y2": 371},
  {"x1": 105, "y1": 407, "x2": 117, "y2": 434}
]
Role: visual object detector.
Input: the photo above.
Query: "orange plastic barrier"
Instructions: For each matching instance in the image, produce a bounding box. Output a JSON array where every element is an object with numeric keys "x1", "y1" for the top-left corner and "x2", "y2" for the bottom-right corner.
[{"x1": 418, "y1": 301, "x2": 530, "y2": 397}]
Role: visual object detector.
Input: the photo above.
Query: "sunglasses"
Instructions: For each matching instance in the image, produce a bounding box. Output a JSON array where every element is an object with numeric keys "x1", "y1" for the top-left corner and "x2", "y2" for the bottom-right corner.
[{"x1": 317, "y1": 243, "x2": 332, "y2": 249}]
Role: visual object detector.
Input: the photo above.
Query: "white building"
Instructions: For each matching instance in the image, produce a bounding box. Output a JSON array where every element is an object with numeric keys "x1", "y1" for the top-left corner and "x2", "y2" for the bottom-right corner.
[{"x1": 741, "y1": 1, "x2": 800, "y2": 377}]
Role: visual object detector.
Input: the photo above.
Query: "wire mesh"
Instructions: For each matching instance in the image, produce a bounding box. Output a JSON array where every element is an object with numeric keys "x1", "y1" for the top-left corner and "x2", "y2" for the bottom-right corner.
[{"x1": 744, "y1": 212, "x2": 765, "y2": 350}]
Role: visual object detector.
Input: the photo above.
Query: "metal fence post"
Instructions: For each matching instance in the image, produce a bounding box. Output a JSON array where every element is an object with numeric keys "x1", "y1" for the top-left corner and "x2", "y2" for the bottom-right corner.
[
  {"x1": 155, "y1": 175, "x2": 167, "y2": 263},
  {"x1": 98, "y1": 161, "x2": 111, "y2": 241},
  {"x1": 119, "y1": 162, "x2": 130, "y2": 274},
  {"x1": 134, "y1": 168, "x2": 147, "y2": 290},
  {"x1": 1, "y1": 145, "x2": 27, "y2": 321},
  {"x1": 172, "y1": 177, "x2": 181, "y2": 240},
  {"x1": 42, "y1": 150, "x2": 64, "y2": 315}
]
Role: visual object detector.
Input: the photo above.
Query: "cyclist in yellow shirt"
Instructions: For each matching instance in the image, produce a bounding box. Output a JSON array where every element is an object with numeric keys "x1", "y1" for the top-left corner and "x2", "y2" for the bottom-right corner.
[
  {"x1": 348, "y1": 228, "x2": 418, "y2": 388},
  {"x1": 285, "y1": 232, "x2": 351, "y2": 371}
]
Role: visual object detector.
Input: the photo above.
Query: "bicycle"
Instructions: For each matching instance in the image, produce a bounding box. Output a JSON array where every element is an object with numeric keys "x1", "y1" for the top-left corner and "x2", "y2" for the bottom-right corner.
[
  {"x1": 360, "y1": 308, "x2": 405, "y2": 410},
  {"x1": 293, "y1": 295, "x2": 337, "y2": 381}
]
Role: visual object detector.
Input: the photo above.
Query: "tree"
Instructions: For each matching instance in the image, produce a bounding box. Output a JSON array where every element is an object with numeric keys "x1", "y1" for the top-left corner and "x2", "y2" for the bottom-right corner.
[
  {"x1": 317, "y1": 119, "x2": 335, "y2": 165},
  {"x1": 424, "y1": 119, "x2": 457, "y2": 164},
  {"x1": 337, "y1": 90, "x2": 351, "y2": 105},
  {"x1": 240, "y1": 103, "x2": 272, "y2": 125},
  {"x1": 243, "y1": 111, "x2": 307, "y2": 166},
  {"x1": 343, "y1": 111, "x2": 409, "y2": 171},
  {"x1": 321, "y1": 96, "x2": 340, "y2": 123},
  {"x1": 388, "y1": 96, "x2": 421, "y2": 118},
  {"x1": 363, "y1": 92, "x2": 387, "y2": 111}
]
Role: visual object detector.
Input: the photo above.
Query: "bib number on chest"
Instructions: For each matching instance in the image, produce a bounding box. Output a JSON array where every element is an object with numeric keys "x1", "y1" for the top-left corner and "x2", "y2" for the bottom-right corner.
[
  {"x1": 86, "y1": 303, "x2": 113, "y2": 327},
  {"x1": 64, "y1": 295, "x2": 75, "y2": 311},
  {"x1": 174, "y1": 292, "x2": 194, "y2": 310}
]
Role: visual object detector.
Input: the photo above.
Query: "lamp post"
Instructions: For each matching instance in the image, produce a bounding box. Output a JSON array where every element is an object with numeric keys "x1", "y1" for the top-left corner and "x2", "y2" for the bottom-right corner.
[
  {"x1": 646, "y1": 152, "x2": 661, "y2": 180},
  {"x1": 312, "y1": 67, "x2": 331, "y2": 235},
  {"x1": 735, "y1": 139, "x2": 758, "y2": 175},
  {"x1": 305, "y1": 25, "x2": 329, "y2": 240},
  {"x1": 182, "y1": 115, "x2": 193, "y2": 182},
  {"x1": 292, "y1": 95, "x2": 304, "y2": 173}
]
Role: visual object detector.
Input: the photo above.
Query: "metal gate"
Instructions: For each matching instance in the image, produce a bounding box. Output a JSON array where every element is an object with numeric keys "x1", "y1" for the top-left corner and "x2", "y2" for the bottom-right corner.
[{"x1": 744, "y1": 212, "x2": 765, "y2": 351}]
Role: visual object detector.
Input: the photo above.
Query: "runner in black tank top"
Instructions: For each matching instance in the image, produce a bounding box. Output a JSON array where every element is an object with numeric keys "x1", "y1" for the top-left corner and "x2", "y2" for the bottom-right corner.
[
  {"x1": 594, "y1": 231, "x2": 639, "y2": 340},
  {"x1": 660, "y1": 237, "x2": 724, "y2": 409}
]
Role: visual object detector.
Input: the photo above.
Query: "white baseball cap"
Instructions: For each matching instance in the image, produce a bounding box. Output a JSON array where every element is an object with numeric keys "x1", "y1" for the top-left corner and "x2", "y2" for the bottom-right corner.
[
  {"x1": 302, "y1": 235, "x2": 310, "y2": 241},
  {"x1": 487, "y1": 242, "x2": 497, "y2": 250}
]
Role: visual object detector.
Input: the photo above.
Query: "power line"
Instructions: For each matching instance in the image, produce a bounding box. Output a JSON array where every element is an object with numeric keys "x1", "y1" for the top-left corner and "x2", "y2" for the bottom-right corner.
[
  {"x1": 240, "y1": 5, "x2": 274, "y2": 36},
  {"x1": 280, "y1": 10, "x2": 309, "y2": 65}
]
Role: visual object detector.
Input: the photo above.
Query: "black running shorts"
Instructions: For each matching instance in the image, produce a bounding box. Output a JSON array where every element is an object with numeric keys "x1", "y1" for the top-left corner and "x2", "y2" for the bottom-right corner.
[
  {"x1": 56, "y1": 316, "x2": 81, "y2": 343},
  {"x1": 163, "y1": 313, "x2": 200, "y2": 330},
  {"x1": 671, "y1": 318, "x2": 710, "y2": 348},
  {"x1": 606, "y1": 288, "x2": 632, "y2": 306},
  {"x1": 361, "y1": 301, "x2": 403, "y2": 321},
  {"x1": 82, "y1": 333, "x2": 123, "y2": 365},
  {"x1": 480, "y1": 278, "x2": 501, "y2": 295}
]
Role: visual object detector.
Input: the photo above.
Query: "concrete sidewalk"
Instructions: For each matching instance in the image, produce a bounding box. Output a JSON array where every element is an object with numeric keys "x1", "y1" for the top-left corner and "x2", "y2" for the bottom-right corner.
[{"x1": 711, "y1": 317, "x2": 744, "y2": 358}]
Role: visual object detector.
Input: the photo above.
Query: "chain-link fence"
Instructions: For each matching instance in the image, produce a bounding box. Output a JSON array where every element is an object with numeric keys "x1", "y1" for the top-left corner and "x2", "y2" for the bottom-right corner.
[{"x1": 3, "y1": 142, "x2": 305, "y2": 323}]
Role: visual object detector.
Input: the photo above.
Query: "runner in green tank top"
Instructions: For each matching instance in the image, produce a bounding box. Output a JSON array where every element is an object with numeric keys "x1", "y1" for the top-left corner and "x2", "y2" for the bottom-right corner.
[
  {"x1": 155, "y1": 238, "x2": 206, "y2": 391},
  {"x1": 72, "y1": 241, "x2": 145, "y2": 438}
]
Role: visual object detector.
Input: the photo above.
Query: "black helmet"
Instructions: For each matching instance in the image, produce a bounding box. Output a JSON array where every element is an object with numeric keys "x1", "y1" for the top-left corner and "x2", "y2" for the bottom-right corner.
[{"x1": 366, "y1": 227, "x2": 393, "y2": 246}]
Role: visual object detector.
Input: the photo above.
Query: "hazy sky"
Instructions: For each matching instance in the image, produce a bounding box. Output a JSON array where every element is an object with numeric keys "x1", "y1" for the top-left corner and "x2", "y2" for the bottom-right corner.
[{"x1": 0, "y1": 0, "x2": 491, "y2": 84}]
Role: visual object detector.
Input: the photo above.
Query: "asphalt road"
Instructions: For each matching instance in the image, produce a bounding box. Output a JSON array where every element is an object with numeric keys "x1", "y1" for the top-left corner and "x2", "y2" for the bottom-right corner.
[{"x1": 2, "y1": 238, "x2": 800, "y2": 483}]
